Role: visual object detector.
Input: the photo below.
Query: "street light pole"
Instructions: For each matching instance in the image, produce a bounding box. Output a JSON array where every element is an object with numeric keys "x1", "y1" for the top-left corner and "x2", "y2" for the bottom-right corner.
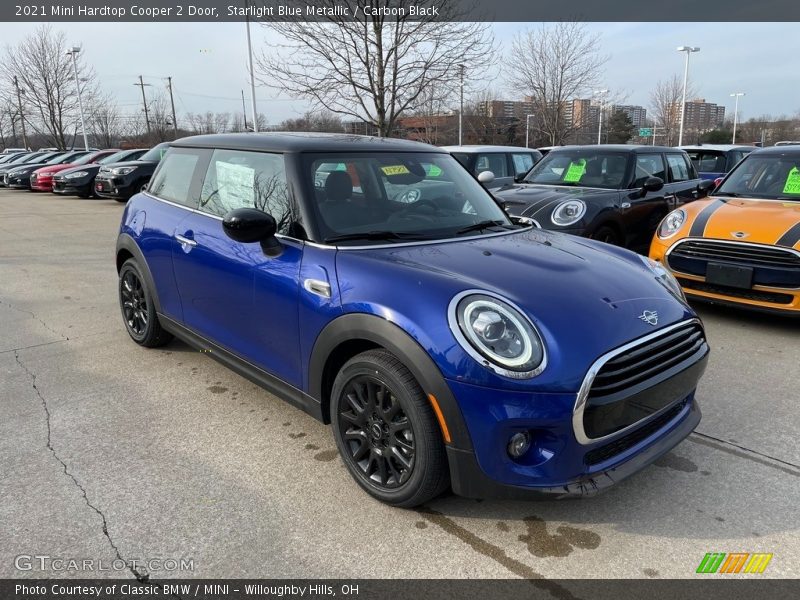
[
  {"x1": 65, "y1": 47, "x2": 89, "y2": 150},
  {"x1": 730, "y1": 92, "x2": 745, "y2": 144},
  {"x1": 677, "y1": 46, "x2": 700, "y2": 146},
  {"x1": 458, "y1": 64, "x2": 464, "y2": 145},
  {"x1": 12, "y1": 76, "x2": 28, "y2": 149},
  {"x1": 525, "y1": 114, "x2": 534, "y2": 148},
  {"x1": 594, "y1": 89, "x2": 608, "y2": 144},
  {"x1": 166, "y1": 76, "x2": 179, "y2": 138},
  {"x1": 245, "y1": 1, "x2": 258, "y2": 132}
]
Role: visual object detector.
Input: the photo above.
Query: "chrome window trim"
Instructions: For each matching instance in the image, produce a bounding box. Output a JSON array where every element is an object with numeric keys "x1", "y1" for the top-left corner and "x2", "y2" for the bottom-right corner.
[
  {"x1": 665, "y1": 237, "x2": 800, "y2": 290},
  {"x1": 572, "y1": 318, "x2": 703, "y2": 446},
  {"x1": 446, "y1": 288, "x2": 548, "y2": 380},
  {"x1": 145, "y1": 191, "x2": 532, "y2": 250}
]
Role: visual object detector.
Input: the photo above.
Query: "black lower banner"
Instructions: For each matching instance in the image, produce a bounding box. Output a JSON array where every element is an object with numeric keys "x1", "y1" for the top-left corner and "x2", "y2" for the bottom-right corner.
[{"x1": 2, "y1": 579, "x2": 799, "y2": 600}]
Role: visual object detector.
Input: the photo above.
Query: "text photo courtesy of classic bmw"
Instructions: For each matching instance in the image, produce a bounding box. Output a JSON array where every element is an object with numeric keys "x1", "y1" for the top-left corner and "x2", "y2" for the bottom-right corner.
[
  {"x1": 651, "y1": 145, "x2": 800, "y2": 314},
  {"x1": 494, "y1": 145, "x2": 715, "y2": 252},
  {"x1": 117, "y1": 133, "x2": 709, "y2": 507}
]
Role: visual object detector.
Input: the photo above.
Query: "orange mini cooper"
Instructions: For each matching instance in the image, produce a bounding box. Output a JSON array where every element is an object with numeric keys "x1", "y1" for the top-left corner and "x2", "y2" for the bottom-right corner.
[{"x1": 650, "y1": 146, "x2": 800, "y2": 315}]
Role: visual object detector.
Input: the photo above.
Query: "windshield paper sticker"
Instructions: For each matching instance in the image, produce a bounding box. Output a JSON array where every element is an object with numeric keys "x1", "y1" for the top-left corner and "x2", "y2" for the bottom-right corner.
[
  {"x1": 783, "y1": 167, "x2": 800, "y2": 195},
  {"x1": 563, "y1": 159, "x2": 586, "y2": 183},
  {"x1": 425, "y1": 164, "x2": 443, "y2": 177},
  {"x1": 382, "y1": 165, "x2": 411, "y2": 176}
]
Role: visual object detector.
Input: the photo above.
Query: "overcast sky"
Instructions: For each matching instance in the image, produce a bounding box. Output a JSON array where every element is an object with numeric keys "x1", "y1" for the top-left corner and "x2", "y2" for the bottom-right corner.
[{"x1": 1, "y1": 21, "x2": 797, "y2": 127}]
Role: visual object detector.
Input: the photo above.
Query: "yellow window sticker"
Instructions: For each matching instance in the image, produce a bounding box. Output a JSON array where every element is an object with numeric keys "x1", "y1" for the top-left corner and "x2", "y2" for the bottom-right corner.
[
  {"x1": 783, "y1": 167, "x2": 800, "y2": 195},
  {"x1": 381, "y1": 165, "x2": 411, "y2": 176},
  {"x1": 563, "y1": 159, "x2": 586, "y2": 183}
]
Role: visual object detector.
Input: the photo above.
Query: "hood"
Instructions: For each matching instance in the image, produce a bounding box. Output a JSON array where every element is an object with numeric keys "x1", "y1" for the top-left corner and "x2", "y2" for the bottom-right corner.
[
  {"x1": 55, "y1": 164, "x2": 101, "y2": 179},
  {"x1": 698, "y1": 197, "x2": 800, "y2": 246},
  {"x1": 100, "y1": 159, "x2": 156, "y2": 171},
  {"x1": 35, "y1": 163, "x2": 77, "y2": 176},
  {"x1": 335, "y1": 229, "x2": 694, "y2": 391},
  {"x1": 495, "y1": 184, "x2": 618, "y2": 219},
  {"x1": 4, "y1": 162, "x2": 49, "y2": 174}
]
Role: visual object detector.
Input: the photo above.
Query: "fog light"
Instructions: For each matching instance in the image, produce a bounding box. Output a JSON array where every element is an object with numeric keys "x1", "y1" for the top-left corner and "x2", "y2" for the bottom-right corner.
[{"x1": 507, "y1": 431, "x2": 531, "y2": 458}]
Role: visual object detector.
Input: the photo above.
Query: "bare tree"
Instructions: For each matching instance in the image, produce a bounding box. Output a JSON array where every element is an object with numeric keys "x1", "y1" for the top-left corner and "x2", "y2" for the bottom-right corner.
[
  {"x1": 257, "y1": 1, "x2": 494, "y2": 137},
  {"x1": 1, "y1": 25, "x2": 99, "y2": 149},
  {"x1": 507, "y1": 22, "x2": 608, "y2": 146},
  {"x1": 87, "y1": 95, "x2": 122, "y2": 148},
  {"x1": 649, "y1": 74, "x2": 696, "y2": 146},
  {"x1": 276, "y1": 110, "x2": 344, "y2": 133}
]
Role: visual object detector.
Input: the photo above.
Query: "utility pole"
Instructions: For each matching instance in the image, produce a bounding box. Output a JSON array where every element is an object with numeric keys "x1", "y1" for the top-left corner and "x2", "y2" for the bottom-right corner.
[
  {"x1": 65, "y1": 47, "x2": 89, "y2": 151},
  {"x1": 245, "y1": 2, "x2": 258, "y2": 132},
  {"x1": 12, "y1": 76, "x2": 28, "y2": 149},
  {"x1": 458, "y1": 64, "x2": 464, "y2": 145},
  {"x1": 241, "y1": 89, "x2": 248, "y2": 131},
  {"x1": 135, "y1": 75, "x2": 152, "y2": 136},
  {"x1": 166, "y1": 76, "x2": 179, "y2": 138}
]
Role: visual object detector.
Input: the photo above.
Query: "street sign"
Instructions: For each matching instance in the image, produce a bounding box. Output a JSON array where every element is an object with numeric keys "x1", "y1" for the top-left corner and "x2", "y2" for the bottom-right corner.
[{"x1": 639, "y1": 128, "x2": 653, "y2": 137}]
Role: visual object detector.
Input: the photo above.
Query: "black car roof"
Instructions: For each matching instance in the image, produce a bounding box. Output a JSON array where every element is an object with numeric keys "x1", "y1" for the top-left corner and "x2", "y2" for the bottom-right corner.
[
  {"x1": 172, "y1": 132, "x2": 445, "y2": 153},
  {"x1": 548, "y1": 144, "x2": 682, "y2": 154},
  {"x1": 750, "y1": 146, "x2": 800, "y2": 156}
]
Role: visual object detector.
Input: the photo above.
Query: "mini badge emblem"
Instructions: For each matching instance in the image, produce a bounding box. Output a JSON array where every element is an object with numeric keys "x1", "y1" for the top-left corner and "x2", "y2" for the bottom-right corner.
[
  {"x1": 638, "y1": 310, "x2": 659, "y2": 326},
  {"x1": 731, "y1": 231, "x2": 750, "y2": 239}
]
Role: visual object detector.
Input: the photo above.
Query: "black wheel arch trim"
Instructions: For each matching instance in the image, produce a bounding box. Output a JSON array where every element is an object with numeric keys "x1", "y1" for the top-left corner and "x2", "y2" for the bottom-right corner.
[
  {"x1": 309, "y1": 313, "x2": 474, "y2": 452},
  {"x1": 116, "y1": 233, "x2": 162, "y2": 314}
]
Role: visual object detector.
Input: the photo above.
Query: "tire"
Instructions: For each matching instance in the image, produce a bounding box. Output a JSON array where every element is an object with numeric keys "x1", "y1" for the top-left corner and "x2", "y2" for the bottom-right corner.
[
  {"x1": 114, "y1": 196, "x2": 129, "y2": 203},
  {"x1": 331, "y1": 349, "x2": 449, "y2": 507},
  {"x1": 590, "y1": 225, "x2": 621, "y2": 246},
  {"x1": 77, "y1": 191, "x2": 91, "y2": 199},
  {"x1": 118, "y1": 258, "x2": 173, "y2": 348}
]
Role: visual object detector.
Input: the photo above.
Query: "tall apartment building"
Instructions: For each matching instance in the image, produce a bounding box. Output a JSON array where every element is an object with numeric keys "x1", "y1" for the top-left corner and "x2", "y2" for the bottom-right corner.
[
  {"x1": 477, "y1": 99, "x2": 535, "y2": 119},
  {"x1": 611, "y1": 104, "x2": 648, "y2": 129},
  {"x1": 672, "y1": 98, "x2": 726, "y2": 131}
]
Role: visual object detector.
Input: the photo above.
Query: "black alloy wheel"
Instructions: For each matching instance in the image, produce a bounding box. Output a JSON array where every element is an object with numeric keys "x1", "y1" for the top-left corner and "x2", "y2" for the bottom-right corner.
[
  {"x1": 118, "y1": 258, "x2": 172, "y2": 347},
  {"x1": 590, "y1": 225, "x2": 620, "y2": 246},
  {"x1": 338, "y1": 374, "x2": 416, "y2": 488},
  {"x1": 331, "y1": 349, "x2": 449, "y2": 507}
]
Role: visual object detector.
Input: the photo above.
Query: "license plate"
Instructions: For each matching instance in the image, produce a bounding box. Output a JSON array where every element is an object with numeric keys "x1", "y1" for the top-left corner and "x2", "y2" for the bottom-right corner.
[{"x1": 706, "y1": 262, "x2": 754, "y2": 289}]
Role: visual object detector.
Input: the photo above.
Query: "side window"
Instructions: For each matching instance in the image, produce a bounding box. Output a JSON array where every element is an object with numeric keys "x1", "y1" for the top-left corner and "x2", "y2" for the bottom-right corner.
[
  {"x1": 199, "y1": 149, "x2": 291, "y2": 234},
  {"x1": 148, "y1": 149, "x2": 203, "y2": 207},
  {"x1": 666, "y1": 154, "x2": 691, "y2": 182},
  {"x1": 474, "y1": 153, "x2": 508, "y2": 178},
  {"x1": 511, "y1": 153, "x2": 535, "y2": 176},
  {"x1": 633, "y1": 154, "x2": 667, "y2": 188}
]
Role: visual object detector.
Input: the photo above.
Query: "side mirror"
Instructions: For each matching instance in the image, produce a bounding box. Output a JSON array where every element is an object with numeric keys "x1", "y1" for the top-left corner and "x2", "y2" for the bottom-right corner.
[
  {"x1": 642, "y1": 176, "x2": 664, "y2": 194},
  {"x1": 477, "y1": 170, "x2": 495, "y2": 185},
  {"x1": 697, "y1": 179, "x2": 715, "y2": 197},
  {"x1": 222, "y1": 208, "x2": 281, "y2": 256}
]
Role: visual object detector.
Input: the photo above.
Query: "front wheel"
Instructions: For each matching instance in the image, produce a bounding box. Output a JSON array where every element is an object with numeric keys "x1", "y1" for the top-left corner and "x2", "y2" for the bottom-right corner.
[
  {"x1": 118, "y1": 258, "x2": 172, "y2": 348},
  {"x1": 590, "y1": 225, "x2": 620, "y2": 246},
  {"x1": 330, "y1": 349, "x2": 449, "y2": 507}
]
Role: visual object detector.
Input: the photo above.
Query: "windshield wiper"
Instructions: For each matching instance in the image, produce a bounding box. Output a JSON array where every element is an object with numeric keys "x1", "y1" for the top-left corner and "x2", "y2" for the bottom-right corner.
[
  {"x1": 323, "y1": 231, "x2": 431, "y2": 244},
  {"x1": 455, "y1": 220, "x2": 511, "y2": 235},
  {"x1": 712, "y1": 191, "x2": 740, "y2": 197}
]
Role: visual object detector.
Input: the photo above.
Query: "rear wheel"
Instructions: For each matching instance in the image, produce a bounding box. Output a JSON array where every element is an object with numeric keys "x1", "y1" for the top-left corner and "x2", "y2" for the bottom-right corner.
[
  {"x1": 331, "y1": 349, "x2": 449, "y2": 507},
  {"x1": 118, "y1": 258, "x2": 172, "y2": 347}
]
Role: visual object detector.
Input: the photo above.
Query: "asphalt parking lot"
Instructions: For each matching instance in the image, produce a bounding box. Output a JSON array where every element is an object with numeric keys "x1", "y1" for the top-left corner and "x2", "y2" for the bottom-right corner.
[{"x1": 1, "y1": 187, "x2": 798, "y2": 582}]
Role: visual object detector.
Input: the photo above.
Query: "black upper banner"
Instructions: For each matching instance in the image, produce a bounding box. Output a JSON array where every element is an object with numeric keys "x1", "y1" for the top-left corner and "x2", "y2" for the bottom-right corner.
[{"x1": 3, "y1": 0, "x2": 800, "y2": 22}]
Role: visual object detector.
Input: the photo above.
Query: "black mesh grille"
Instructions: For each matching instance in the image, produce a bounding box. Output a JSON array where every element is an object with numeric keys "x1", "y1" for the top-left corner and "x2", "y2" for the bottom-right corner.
[
  {"x1": 584, "y1": 400, "x2": 688, "y2": 466},
  {"x1": 589, "y1": 322, "x2": 705, "y2": 399},
  {"x1": 669, "y1": 240, "x2": 800, "y2": 268},
  {"x1": 678, "y1": 278, "x2": 794, "y2": 304}
]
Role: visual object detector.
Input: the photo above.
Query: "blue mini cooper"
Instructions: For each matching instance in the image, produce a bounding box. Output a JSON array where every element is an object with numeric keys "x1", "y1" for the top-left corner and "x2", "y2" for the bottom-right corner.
[{"x1": 116, "y1": 133, "x2": 709, "y2": 507}]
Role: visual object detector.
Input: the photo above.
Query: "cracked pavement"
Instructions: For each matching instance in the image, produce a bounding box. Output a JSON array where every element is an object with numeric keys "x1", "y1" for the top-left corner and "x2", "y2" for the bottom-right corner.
[{"x1": 1, "y1": 189, "x2": 798, "y2": 582}]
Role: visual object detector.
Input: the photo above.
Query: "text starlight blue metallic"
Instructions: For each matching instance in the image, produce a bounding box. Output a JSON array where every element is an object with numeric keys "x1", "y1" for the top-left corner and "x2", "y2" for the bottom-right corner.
[{"x1": 116, "y1": 133, "x2": 709, "y2": 507}]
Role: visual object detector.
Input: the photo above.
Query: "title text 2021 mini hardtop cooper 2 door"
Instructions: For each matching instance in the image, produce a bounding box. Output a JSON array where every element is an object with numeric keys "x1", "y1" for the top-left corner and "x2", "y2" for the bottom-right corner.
[{"x1": 117, "y1": 133, "x2": 709, "y2": 507}]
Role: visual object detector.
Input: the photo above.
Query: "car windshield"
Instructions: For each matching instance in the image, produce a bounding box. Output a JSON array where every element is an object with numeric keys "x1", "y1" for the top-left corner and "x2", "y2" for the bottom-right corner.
[
  {"x1": 44, "y1": 153, "x2": 72, "y2": 165},
  {"x1": 716, "y1": 154, "x2": 800, "y2": 201},
  {"x1": 139, "y1": 144, "x2": 169, "y2": 162},
  {"x1": 523, "y1": 150, "x2": 630, "y2": 189},
  {"x1": 100, "y1": 150, "x2": 137, "y2": 164},
  {"x1": 304, "y1": 152, "x2": 514, "y2": 244},
  {"x1": 19, "y1": 153, "x2": 46, "y2": 164},
  {"x1": 71, "y1": 152, "x2": 103, "y2": 166}
]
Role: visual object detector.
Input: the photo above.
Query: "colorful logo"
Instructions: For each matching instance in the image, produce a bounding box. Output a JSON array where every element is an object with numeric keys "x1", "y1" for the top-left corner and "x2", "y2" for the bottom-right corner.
[{"x1": 696, "y1": 552, "x2": 773, "y2": 574}]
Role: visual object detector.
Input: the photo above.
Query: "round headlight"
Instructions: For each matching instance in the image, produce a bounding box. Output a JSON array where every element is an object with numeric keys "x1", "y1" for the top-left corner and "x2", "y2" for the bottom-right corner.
[
  {"x1": 658, "y1": 209, "x2": 686, "y2": 239},
  {"x1": 449, "y1": 292, "x2": 546, "y2": 378},
  {"x1": 551, "y1": 199, "x2": 586, "y2": 227},
  {"x1": 64, "y1": 171, "x2": 89, "y2": 179}
]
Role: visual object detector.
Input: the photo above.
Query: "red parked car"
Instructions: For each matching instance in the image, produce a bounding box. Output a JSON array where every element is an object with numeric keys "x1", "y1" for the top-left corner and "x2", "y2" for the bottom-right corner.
[{"x1": 30, "y1": 150, "x2": 119, "y2": 192}]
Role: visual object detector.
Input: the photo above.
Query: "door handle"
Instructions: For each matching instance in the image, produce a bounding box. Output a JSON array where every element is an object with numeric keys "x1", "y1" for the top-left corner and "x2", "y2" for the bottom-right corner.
[{"x1": 175, "y1": 234, "x2": 197, "y2": 247}]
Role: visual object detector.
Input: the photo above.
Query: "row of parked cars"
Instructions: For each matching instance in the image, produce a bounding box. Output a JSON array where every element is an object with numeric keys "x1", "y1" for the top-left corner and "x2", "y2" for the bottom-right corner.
[{"x1": 0, "y1": 143, "x2": 169, "y2": 201}]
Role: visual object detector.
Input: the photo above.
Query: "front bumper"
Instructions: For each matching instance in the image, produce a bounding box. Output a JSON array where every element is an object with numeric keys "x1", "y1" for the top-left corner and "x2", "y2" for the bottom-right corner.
[
  {"x1": 52, "y1": 179, "x2": 92, "y2": 195},
  {"x1": 6, "y1": 175, "x2": 31, "y2": 189},
  {"x1": 30, "y1": 177, "x2": 54, "y2": 191},
  {"x1": 95, "y1": 176, "x2": 137, "y2": 200},
  {"x1": 651, "y1": 238, "x2": 800, "y2": 314}
]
